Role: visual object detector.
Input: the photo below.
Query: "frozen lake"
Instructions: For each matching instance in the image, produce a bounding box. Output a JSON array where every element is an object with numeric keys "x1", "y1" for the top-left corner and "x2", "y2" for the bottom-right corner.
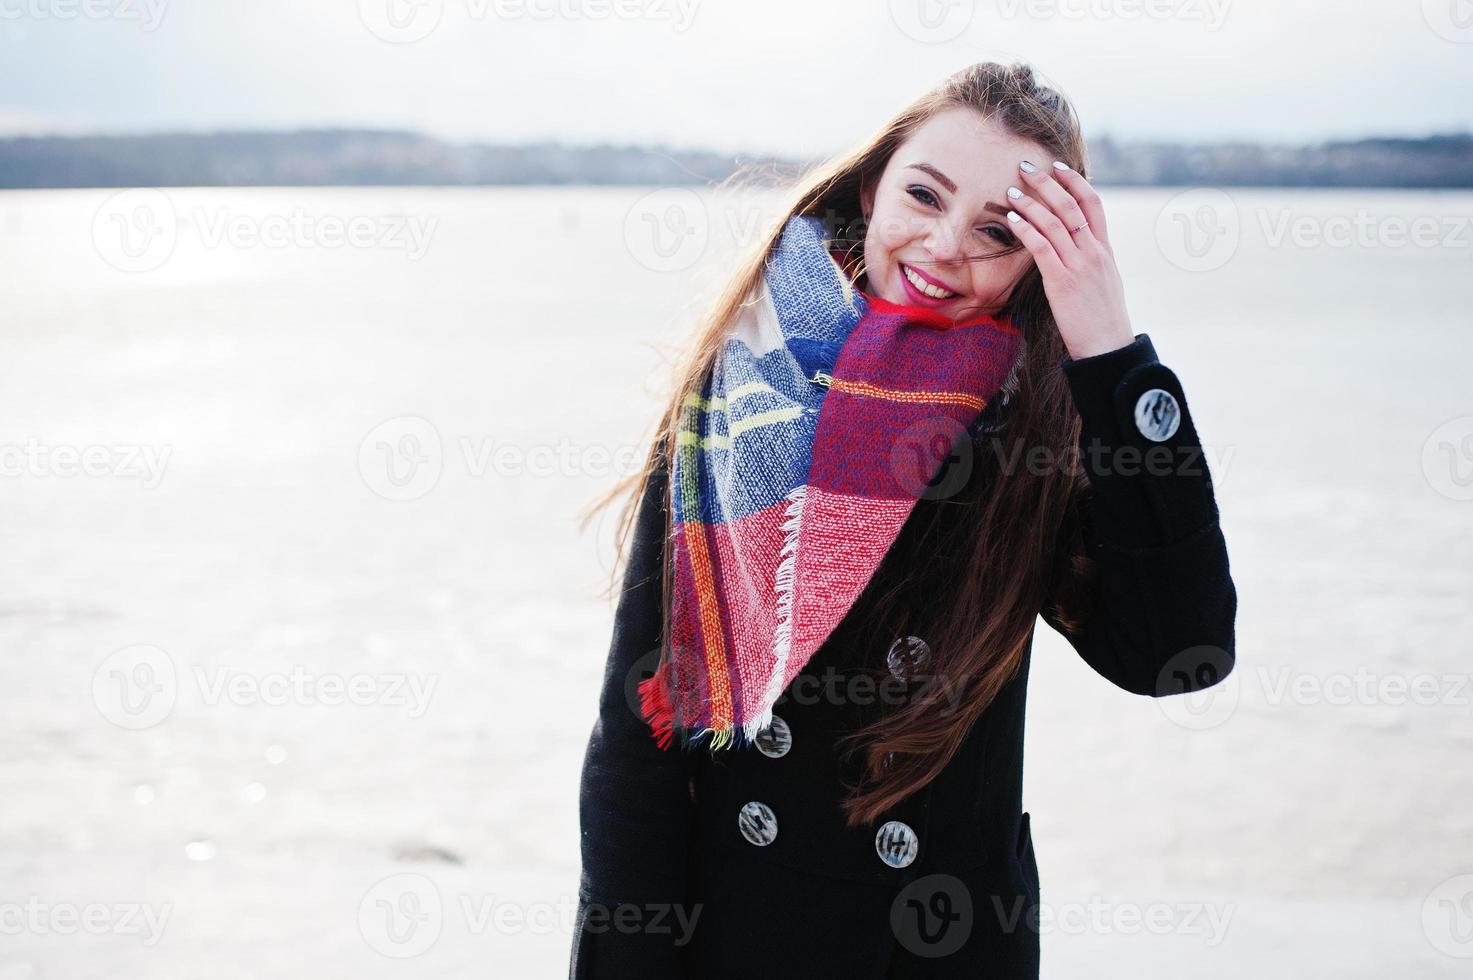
[{"x1": 1, "y1": 184, "x2": 1471, "y2": 977}]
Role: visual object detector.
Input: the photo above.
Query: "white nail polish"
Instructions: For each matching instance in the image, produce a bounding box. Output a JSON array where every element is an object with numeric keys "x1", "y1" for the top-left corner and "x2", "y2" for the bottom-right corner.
[
  {"x1": 1053, "y1": 161, "x2": 1069, "y2": 171},
  {"x1": 1007, "y1": 186, "x2": 1022, "y2": 200},
  {"x1": 1007, "y1": 211, "x2": 1021, "y2": 223}
]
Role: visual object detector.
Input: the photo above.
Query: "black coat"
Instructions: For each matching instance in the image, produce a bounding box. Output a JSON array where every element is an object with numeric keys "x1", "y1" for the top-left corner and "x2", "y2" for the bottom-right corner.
[{"x1": 570, "y1": 333, "x2": 1238, "y2": 979}]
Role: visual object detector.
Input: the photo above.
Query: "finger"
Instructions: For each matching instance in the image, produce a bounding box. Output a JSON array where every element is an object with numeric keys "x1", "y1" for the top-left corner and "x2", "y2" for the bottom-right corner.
[
  {"x1": 1018, "y1": 160, "x2": 1099, "y2": 251},
  {"x1": 1043, "y1": 161, "x2": 1110, "y2": 247},
  {"x1": 1005, "y1": 183, "x2": 1078, "y2": 262},
  {"x1": 1005, "y1": 208, "x2": 1067, "y2": 282}
]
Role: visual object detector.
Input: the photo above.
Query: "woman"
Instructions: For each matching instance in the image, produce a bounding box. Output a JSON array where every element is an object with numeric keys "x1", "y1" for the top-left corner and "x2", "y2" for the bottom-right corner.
[{"x1": 570, "y1": 61, "x2": 1237, "y2": 979}]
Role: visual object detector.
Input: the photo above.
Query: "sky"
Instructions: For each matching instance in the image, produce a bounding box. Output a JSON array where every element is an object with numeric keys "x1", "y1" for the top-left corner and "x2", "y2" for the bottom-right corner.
[{"x1": 1, "y1": 0, "x2": 1471, "y2": 157}]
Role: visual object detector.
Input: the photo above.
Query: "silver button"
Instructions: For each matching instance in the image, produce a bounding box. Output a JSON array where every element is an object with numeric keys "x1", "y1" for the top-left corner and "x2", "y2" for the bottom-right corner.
[
  {"x1": 1133, "y1": 387, "x2": 1180, "y2": 442},
  {"x1": 754, "y1": 714, "x2": 792, "y2": 758},
  {"x1": 875, "y1": 820, "x2": 919, "y2": 868},
  {"x1": 887, "y1": 635, "x2": 931, "y2": 682},
  {"x1": 738, "y1": 801, "x2": 778, "y2": 846}
]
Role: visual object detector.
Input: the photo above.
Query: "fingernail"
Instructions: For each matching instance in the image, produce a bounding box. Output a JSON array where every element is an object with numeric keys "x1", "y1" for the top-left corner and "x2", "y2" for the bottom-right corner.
[
  {"x1": 1052, "y1": 161, "x2": 1070, "y2": 171},
  {"x1": 1007, "y1": 211, "x2": 1021, "y2": 223},
  {"x1": 1007, "y1": 186, "x2": 1023, "y2": 200},
  {"x1": 1019, "y1": 160, "x2": 1038, "y2": 174}
]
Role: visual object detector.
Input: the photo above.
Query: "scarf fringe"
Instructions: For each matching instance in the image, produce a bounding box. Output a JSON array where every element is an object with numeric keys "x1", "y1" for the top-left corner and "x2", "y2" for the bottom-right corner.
[
  {"x1": 639, "y1": 484, "x2": 806, "y2": 754},
  {"x1": 745, "y1": 481, "x2": 806, "y2": 745},
  {"x1": 637, "y1": 669, "x2": 674, "y2": 751}
]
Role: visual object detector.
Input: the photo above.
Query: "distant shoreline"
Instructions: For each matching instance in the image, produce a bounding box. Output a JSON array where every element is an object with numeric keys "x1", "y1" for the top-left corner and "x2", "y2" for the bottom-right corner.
[{"x1": 2, "y1": 129, "x2": 1470, "y2": 190}]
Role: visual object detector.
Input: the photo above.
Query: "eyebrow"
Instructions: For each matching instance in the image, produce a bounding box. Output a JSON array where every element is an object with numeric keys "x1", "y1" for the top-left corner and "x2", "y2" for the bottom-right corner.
[{"x1": 904, "y1": 162, "x2": 1011, "y2": 218}]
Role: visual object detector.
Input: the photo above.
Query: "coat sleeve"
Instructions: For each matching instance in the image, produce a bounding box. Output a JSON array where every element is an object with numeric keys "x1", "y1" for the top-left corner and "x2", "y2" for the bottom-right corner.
[
  {"x1": 1039, "y1": 333, "x2": 1238, "y2": 697},
  {"x1": 569, "y1": 452, "x2": 698, "y2": 980}
]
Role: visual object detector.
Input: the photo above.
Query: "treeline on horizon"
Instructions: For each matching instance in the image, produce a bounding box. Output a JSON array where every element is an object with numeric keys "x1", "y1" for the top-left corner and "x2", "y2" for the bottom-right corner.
[{"x1": 0, "y1": 129, "x2": 1470, "y2": 189}]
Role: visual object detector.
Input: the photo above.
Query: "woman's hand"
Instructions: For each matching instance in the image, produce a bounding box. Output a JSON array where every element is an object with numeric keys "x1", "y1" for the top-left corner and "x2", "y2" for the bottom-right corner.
[{"x1": 1004, "y1": 160, "x2": 1137, "y2": 361}]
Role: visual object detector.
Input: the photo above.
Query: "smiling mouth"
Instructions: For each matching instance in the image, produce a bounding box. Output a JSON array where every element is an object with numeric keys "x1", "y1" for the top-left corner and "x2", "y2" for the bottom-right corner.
[{"x1": 900, "y1": 263, "x2": 959, "y2": 300}]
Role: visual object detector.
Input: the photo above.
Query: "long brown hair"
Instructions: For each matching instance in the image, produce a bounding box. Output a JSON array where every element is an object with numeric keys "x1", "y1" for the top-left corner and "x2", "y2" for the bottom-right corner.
[{"x1": 580, "y1": 61, "x2": 1098, "y2": 828}]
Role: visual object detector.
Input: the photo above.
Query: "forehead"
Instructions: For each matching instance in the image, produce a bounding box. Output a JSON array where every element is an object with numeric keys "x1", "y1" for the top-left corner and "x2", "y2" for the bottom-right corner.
[{"x1": 892, "y1": 107, "x2": 1049, "y2": 190}]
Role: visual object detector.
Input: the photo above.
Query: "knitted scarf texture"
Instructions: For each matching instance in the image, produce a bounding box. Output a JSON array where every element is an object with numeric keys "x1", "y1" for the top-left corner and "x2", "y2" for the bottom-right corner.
[{"x1": 638, "y1": 213, "x2": 1025, "y2": 752}]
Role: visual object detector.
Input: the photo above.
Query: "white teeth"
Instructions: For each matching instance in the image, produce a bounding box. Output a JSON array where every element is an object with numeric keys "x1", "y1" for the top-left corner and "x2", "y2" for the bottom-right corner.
[{"x1": 902, "y1": 264, "x2": 957, "y2": 299}]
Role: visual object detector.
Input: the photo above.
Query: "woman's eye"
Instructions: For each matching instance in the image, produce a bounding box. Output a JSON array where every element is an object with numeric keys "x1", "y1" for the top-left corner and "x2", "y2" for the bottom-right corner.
[
  {"x1": 906, "y1": 186, "x2": 939, "y2": 208},
  {"x1": 980, "y1": 225, "x2": 1016, "y2": 246}
]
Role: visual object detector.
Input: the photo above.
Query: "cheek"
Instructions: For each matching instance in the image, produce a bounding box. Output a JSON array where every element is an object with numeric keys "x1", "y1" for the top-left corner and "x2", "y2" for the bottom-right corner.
[
  {"x1": 866, "y1": 200, "x2": 915, "y2": 253},
  {"x1": 967, "y1": 253, "x2": 1035, "y2": 301},
  {"x1": 860, "y1": 233, "x2": 893, "y2": 283},
  {"x1": 967, "y1": 252, "x2": 1027, "y2": 288}
]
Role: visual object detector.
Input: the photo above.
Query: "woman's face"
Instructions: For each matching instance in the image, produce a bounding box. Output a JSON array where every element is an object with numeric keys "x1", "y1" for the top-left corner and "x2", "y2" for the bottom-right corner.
[{"x1": 859, "y1": 106, "x2": 1051, "y2": 323}]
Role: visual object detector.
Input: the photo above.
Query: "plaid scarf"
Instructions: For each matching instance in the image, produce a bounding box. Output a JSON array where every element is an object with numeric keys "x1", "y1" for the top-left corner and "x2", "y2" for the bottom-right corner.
[{"x1": 638, "y1": 213, "x2": 1025, "y2": 752}]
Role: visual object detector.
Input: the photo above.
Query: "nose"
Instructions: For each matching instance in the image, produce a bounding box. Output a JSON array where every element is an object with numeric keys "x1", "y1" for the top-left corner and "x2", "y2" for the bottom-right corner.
[{"x1": 921, "y1": 216, "x2": 968, "y2": 264}]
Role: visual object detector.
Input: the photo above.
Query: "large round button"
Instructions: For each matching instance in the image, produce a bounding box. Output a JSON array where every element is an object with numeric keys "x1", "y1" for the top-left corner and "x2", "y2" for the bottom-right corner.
[
  {"x1": 875, "y1": 820, "x2": 919, "y2": 868},
  {"x1": 887, "y1": 635, "x2": 931, "y2": 682},
  {"x1": 738, "y1": 801, "x2": 778, "y2": 846},
  {"x1": 1133, "y1": 387, "x2": 1181, "y2": 442},
  {"x1": 754, "y1": 714, "x2": 792, "y2": 758}
]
